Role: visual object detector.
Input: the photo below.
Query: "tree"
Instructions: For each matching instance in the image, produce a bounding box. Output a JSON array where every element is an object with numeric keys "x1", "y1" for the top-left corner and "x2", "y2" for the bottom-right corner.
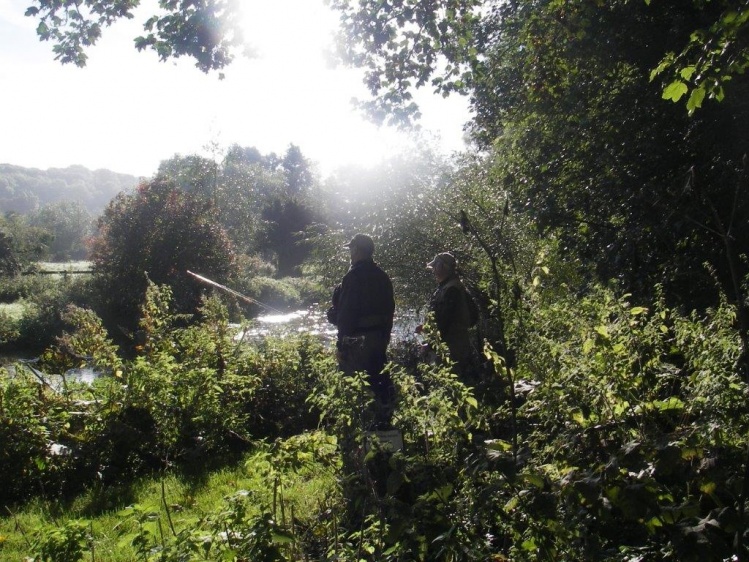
[
  {"x1": 24, "y1": 0, "x2": 242, "y2": 73},
  {"x1": 327, "y1": 0, "x2": 749, "y2": 122},
  {"x1": 28, "y1": 201, "x2": 94, "y2": 260},
  {"x1": 282, "y1": 144, "x2": 314, "y2": 194},
  {"x1": 156, "y1": 145, "x2": 322, "y2": 273},
  {"x1": 0, "y1": 213, "x2": 51, "y2": 276},
  {"x1": 473, "y1": 1, "x2": 749, "y2": 309},
  {"x1": 258, "y1": 195, "x2": 319, "y2": 277},
  {"x1": 328, "y1": 0, "x2": 484, "y2": 126},
  {"x1": 90, "y1": 178, "x2": 235, "y2": 333},
  {"x1": 157, "y1": 147, "x2": 288, "y2": 256}
]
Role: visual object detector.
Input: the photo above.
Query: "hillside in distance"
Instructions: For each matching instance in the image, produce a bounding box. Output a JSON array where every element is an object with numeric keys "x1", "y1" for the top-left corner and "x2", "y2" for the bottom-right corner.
[{"x1": 0, "y1": 163, "x2": 141, "y2": 215}]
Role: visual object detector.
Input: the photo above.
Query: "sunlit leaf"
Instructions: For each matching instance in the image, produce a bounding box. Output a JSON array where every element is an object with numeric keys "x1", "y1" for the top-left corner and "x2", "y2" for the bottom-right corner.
[
  {"x1": 687, "y1": 86, "x2": 706, "y2": 113},
  {"x1": 663, "y1": 80, "x2": 688, "y2": 102},
  {"x1": 653, "y1": 396, "x2": 685, "y2": 411},
  {"x1": 679, "y1": 66, "x2": 696, "y2": 81},
  {"x1": 582, "y1": 338, "x2": 595, "y2": 354},
  {"x1": 272, "y1": 530, "x2": 295, "y2": 544},
  {"x1": 523, "y1": 472, "x2": 545, "y2": 488}
]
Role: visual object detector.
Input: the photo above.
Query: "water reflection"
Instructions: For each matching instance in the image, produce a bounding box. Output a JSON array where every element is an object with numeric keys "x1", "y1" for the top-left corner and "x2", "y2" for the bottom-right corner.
[
  {"x1": 4, "y1": 360, "x2": 100, "y2": 391},
  {"x1": 234, "y1": 304, "x2": 418, "y2": 344},
  {"x1": 234, "y1": 304, "x2": 337, "y2": 342}
]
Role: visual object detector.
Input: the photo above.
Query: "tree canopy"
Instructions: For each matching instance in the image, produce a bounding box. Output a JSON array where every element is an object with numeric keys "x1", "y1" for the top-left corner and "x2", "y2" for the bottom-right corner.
[
  {"x1": 0, "y1": 164, "x2": 138, "y2": 215},
  {"x1": 24, "y1": 0, "x2": 242, "y2": 73}
]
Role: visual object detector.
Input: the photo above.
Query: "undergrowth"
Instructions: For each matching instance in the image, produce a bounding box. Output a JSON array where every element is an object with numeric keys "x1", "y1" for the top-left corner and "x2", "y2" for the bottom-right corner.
[{"x1": 1, "y1": 277, "x2": 749, "y2": 561}]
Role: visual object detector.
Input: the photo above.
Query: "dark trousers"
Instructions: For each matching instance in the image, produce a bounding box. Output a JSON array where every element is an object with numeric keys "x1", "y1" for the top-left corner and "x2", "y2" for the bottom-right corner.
[{"x1": 338, "y1": 332, "x2": 394, "y2": 424}]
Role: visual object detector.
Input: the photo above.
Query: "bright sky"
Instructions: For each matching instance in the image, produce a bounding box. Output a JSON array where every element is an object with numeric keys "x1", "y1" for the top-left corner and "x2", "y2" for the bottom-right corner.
[{"x1": 0, "y1": 0, "x2": 470, "y2": 178}]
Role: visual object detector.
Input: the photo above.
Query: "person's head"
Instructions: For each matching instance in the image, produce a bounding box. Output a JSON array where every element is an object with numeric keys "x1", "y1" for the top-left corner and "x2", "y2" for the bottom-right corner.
[
  {"x1": 345, "y1": 233, "x2": 375, "y2": 264},
  {"x1": 427, "y1": 252, "x2": 456, "y2": 283}
]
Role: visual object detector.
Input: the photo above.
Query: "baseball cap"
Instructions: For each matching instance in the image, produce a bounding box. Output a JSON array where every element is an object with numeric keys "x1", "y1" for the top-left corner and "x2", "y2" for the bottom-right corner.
[
  {"x1": 344, "y1": 233, "x2": 375, "y2": 254},
  {"x1": 427, "y1": 252, "x2": 456, "y2": 270}
]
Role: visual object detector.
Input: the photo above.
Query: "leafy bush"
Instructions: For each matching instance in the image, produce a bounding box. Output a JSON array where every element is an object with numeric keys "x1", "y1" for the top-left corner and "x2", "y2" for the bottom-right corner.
[
  {"x1": 0, "y1": 306, "x2": 20, "y2": 344},
  {"x1": 247, "y1": 276, "x2": 303, "y2": 310},
  {"x1": 467, "y1": 280, "x2": 749, "y2": 561},
  {"x1": 89, "y1": 178, "x2": 235, "y2": 334},
  {"x1": 0, "y1": 367, "x2": 51, "y2": 505}
]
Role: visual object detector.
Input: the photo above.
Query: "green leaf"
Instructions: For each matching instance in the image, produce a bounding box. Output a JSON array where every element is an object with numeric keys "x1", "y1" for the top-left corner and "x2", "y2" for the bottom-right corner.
[
  {"x1": 663, "y1": 80, "x2": 688, "y2": 102},
  {"x1": 486, "y1": 439, "x2": 513, "y2": 452},
  {"x1": 36, "y1": 21, "x2": 50, "y2": 39},
  {"x1": 653, "y1": 396, "x2": 685, "y2": 411},
  {"x1": 582, "y1": 338, "x2": 595, "y2": 354},
  {"x1": 679, "y1": 66, "x2": 696, "y2": 81},
  {"x1": 687, "y1": 86, "x2": 706, "y2": 112},
  {"x1": 629, "y1": 306, "x2": 648, "y2": 315},
  {"x1": 595, "y1": 325, "x2": 610, "y2": 339},
  {"x1": 523, "y1": 472, "x2": 545, "y2": 488},
  {"x1": 271, "y1": 530, "x2": 295, "y2": 544}
]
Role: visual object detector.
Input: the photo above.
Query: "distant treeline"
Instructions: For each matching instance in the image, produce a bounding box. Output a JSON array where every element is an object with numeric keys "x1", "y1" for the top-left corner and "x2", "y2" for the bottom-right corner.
[{"x1": 0, "y1": 164, "x2": 140, "y2": 215}]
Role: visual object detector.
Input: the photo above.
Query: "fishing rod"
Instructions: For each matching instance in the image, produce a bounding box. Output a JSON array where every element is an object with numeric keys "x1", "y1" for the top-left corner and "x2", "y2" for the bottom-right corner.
[{"x1": 186, "y1": 270, "x2": 285, "y2": 315}]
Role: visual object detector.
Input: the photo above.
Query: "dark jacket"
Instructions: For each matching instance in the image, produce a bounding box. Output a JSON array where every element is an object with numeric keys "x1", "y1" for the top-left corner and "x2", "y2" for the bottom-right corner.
[
  {"x1": 329, "y1": 258, "x2": 395, "y2": 344},
  {"x1": 429, "y1": 275, "x2": 475, "y2": 362}
]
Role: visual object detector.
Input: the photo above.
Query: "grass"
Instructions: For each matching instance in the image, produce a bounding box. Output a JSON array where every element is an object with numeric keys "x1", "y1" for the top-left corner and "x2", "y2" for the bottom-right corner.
[{"x1": 0, "y1": 445, "x2": 338, "y2": 561}]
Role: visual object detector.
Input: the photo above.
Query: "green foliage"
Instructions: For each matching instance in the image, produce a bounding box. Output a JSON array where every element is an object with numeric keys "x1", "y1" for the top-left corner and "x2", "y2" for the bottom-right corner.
[
  {"x1": 11, "y1": 276, "x2": 95, "y2": 352},
  {"x1": 0, "y1": 213, "x2": 52, "y2": 276},
  {"x1": 90, "y1": 178, "x2": 236, "y2": 333},
  {"x1": 157, "y1": 145, "x2": 322, "y2": 277},
  {"x1": 25, "y1": 0, "x2": 242, "y2": 73},
  {"x1": 650, "y1": 3, "x2": 749, "y2": 114},
  {"x1": 32, "y1": 519, "x2": 89, "y2": 562},
  {"x1": 0, "y1": 307, "x2": 21, "y2": 344},
  {"x1": 28, "y1": 201, "x2": 94, "y2": 261},
  {"x1": 259, "y1": 195, "x2": 320, "y2": 277},
  {"x1": 328, "y1": 0, "x2": 483, "y2": 126},
  {"x1": 38, "y1": 304, "x2": 121, "y2": 375},
  {"x1": 484, "y1": 278, "x2": 749, "y2": 560},
  {"x1": 245, "y1": 333, "x2": 331, "y2": 438},
  {"x1": 0, "y1": 367, "x2": 52, "y2": 505},
  {"x1": 0, "y1": 164, "x2": 136, "y2": 215}
]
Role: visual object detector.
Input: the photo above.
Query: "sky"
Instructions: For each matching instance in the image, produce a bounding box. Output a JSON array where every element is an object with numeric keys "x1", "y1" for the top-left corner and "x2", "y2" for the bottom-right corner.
[{"x1": 0, "y1": 0, "x2": 471, "y2": 178}]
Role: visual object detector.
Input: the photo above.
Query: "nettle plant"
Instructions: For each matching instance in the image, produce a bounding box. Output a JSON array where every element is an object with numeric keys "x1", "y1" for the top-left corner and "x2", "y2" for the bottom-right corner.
[{"x1": 483, "y1": 279, "x2": 749, "y2": 561}]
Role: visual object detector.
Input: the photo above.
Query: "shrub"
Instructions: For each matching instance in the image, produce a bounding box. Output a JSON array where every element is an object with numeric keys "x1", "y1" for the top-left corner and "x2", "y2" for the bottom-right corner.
[{"x1": 90, "y1": 178, "x2": 235, "y2": 334}]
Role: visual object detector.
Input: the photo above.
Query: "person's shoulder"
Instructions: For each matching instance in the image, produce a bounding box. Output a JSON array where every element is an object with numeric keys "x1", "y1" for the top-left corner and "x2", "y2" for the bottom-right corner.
[{"x1": 443, "y1": 284, "x2": 462, "y2": 298}]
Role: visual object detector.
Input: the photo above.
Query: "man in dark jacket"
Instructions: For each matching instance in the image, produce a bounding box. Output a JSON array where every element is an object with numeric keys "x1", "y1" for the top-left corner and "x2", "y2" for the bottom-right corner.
[
  {"x1": 419, "y1": 252, "x2": 479, "y2": 382},
  {"x1": 327, "y1": 233, "x2": 395, "y2": 424}
]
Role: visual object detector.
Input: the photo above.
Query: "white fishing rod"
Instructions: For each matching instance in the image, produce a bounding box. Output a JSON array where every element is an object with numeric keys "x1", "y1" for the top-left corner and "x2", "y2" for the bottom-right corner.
[{"x1": 186, "y1": 270, "x2": 285, "y2": 315}]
